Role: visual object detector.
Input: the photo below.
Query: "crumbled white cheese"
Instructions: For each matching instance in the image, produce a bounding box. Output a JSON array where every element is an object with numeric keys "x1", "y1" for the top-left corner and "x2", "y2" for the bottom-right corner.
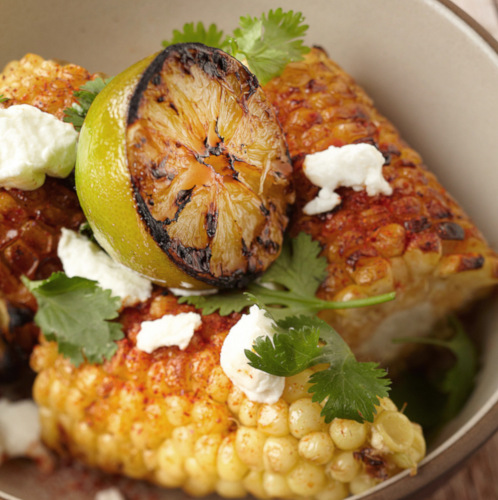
[
  {"x1": 58, "y1": 228, "x2": 152, "y2": 307},
  {"x1": 136, "y1": 312, "x2": 202, "y2": 352},
  {"x1": 220, "y1": 305, "x2": 285, "y2": 404},
  {"x1": 0, "y1": 400, "x2": 40, "y2": 458},
  {"x1": 0, "y1": 104, "x2": 78, "y2": 190},
  {"x1": 94, "y1": 487, "x2": 125, "y2": 500},
  {"x1": 168, "y1": 287, "x2": 218, "y2": 297},
  {"x1": 302, "y1": 143, "x2": 393, "y2": 215}
]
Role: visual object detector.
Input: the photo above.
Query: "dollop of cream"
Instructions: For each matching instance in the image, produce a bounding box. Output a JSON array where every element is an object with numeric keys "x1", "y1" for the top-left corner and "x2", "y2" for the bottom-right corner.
[
  {"x1": 303, "y1": 143, "x2": 393, "y2": 215},
  {"x1": 136, "y1": 312, "x2": 202, "y2": 352},
  {"x1": 0, "y1": 104, "x2": 78, "y2": 190},
  {"x1": 220, "y1": 305, "x2": 285, "y2": 404},
  {"x1": 58, "y1": 228, "x2": 152, "y2": 307}
]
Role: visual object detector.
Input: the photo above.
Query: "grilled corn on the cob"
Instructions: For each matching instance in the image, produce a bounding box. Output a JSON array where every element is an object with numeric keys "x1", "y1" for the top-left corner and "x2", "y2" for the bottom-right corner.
[
  {"x1": 264, "y1": 48, "x2": 498, "y2": 362},
  {"x1": 0, "y1": 54, "x2": 89, "y2": 350},
  {"x1": 31, "y1": 293, "x2": 426, "y2": 499}
]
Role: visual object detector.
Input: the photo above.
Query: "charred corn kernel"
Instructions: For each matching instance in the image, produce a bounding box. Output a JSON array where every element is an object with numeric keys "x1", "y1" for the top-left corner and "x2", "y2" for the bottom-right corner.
[
  {"x1": 262, "y1": 471, "x2": 293, "y2": 498},
  {"x1": 349, "y1": 473, "x2": 380, "y2": 495},
  {"x1": 289, "y1": 398, "x2": 326, "y2": 438},
  {"x1": 329, "y1": 419, "x2": 367, "y2": 450},
  {"x1": 217, "y1": 435, "x2": 248, "y2": 482},
  {"x1": 315, "y1": 480, "x2": 349, "y2": 500},
  {"x1": 235, "y1": 427, "x2": 267, "y2": 470},
  {"x1": 257, "y1": 400, "x2": 289, "y2": 436},
  {"x1": 263, "y1": 436, "x2": 299, "y2": 473},
  {"x1": 298, "y1": 431, "x2": 335, "y2": 464},
  {"x1": 392, "y1": 423, "x2": 426, "y2": 469},
  {"x1": 242, "y1": 470, "x2": 269, "y2": 499},
  {"x1": 326, "y1": 451, "x2": 360, "y2": 483},
  {"x1": 239, "y1": 399, "x2": 260, "y2": 427},
  {"x1": 282, "y1": 369, "x2": 313, "y2": 403},
  {"x1": 373, "y1": 411, "x2": 414, "y2": 453},
  {"x1": 216, "y1": 479, "x2": 247, "y2": 498},
  {"x1": 287, "y1": 460, "x2": 327, "y2": 496}
]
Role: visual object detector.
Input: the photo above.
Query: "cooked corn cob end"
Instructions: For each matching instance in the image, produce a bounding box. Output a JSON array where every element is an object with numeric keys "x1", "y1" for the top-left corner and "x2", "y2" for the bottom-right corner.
[
  {"x1": 264, "y1": 48, "x2": 498, "y2": 362},
  {"x1": 31, "y1": 293, "x2": 425, "y2": 499}
]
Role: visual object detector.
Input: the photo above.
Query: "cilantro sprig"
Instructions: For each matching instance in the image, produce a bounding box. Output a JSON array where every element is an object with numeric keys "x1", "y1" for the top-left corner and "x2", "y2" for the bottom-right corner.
[
  {"x1": 246, "y1": 315, "x2": 391, "y2": 423},
  {"x1": 0, "y1": 94, "x2": 9, "y2": 103},
  {"x1": 63, "y1": 77, "x2": 112, "y2": 131},
  {"x1": 162, "y1": 8, "x2": 310, "y2": 85},
  {"x1": 22, "y1": 272, "x2": 123, "y2": 366},
  {"x1": 393, "y1": 317, "x2": 478, "y2": 425},
  {"x1": 180, "y1": 232, "x2": 395, "y2": 320}
]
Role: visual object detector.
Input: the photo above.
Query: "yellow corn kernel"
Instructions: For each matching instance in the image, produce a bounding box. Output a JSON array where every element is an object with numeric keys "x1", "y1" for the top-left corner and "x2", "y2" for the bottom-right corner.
[
  {"x1": 156, "y1": 439, "x2": 187, "y2": 487},
  {"x1": 184, "y1": 475, "x2": 217, "y2": 497},
  {"x1": 72, "y1": 421, "x2": 97, "y2": 464},
  {"x1": 263, "y1": 436, "x2": 299, "y2": 473},
  {"x1": 164, "y1": 395, "x2": 192, "y2": 427},
  {"x1": 288, "y1": 398, "x2": 326, "y2": 438},
  {"x1": 298, "y1": 431, "x2": 335, "y2": 464},
  {"x1": 227, "y1": 386, "x2": 246, "y2": 417},
  {"x1": 287, "y1": 460, "x2": 327, "y2": 496},
  {"x1": 38, "y1": 406, "x2": 59, "y2": 449},
  {"x1": 238, "y1": 399, "x2": 260, "y2": 427},
  {"x1": 262, "y1": 471, "x2": 293, "y2": 498},
  {"x1": 257, "y1": 400, "x2": 289, "y2": 436},
  {"x1": 329, "y1": 418, "x2": 368, "y2": 451},
  {"x1": 282, "y1": 369, "x2": 313, "y2": 403},
  {"x1": 194, "y1": 433, "x2": 223, "y2": 474},
  {"x1": 122, "y1": 447, "x2": 148, "y2": 478},
  {"x1": 96, "y1": 433, "x2": 122, "y2": 470},
  {"x1": 315, "y1": 479, "x2": 349, "y2": 500},
  {"x1": 326, "y1": 451, "x2": 360, "y2": 483},
  {"x1": 191, "y1": 399, "x2": 230, "y2": 434},
  {"x1": 373, "y1": 411, "x2": 414, "y2": 453},
  {"x1": 392, "y1": 423, "x2": 426, "y2": 469},
  {"x1": 349, "y1": 473, "x2": 380, "y2": 495},
  {"x1": 32, "y1": 369, "x2": 52, "y2": 406},
  {"x1": 64, "y1": 386, "x2": 86, "y2": 421},
  {"x1": 217, "y1": 435, "x2": 248, "y2": 481},
  {"x1": 216, "y1": 479, "x2": 247, "y2": 498},
  {"x1": 172, "y1": 424, "x2": 197, "y2": 458},
  {"x1": 206, "y1": 366, "x2": 232, "y2": 403},
  {"x1": 235, "y1": 427, "x2": 267, "y2": 470},
  {"x1": 242, "y1": 470, "x2": 270, "y2": 499}
]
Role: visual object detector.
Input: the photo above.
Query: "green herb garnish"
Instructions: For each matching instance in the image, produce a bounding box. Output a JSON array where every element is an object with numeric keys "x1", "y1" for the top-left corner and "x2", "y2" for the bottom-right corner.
[
  {"x1": 163, "y1": 8, "x2": 310, "y2": 85},
  {"x1": 22, "y1": 272, "x2": 123, "y2": 366},
  {"x1": 246, "y1": 314, "x2": 391, "y2": 423},
  {"x1": 180, "y1": 232, "x2": 395, "y2": 320},
  {"x1": 63, "y1": 77, "x2": 112, "y2": 131},
  {"x1": 393, "y1": 317, "x2": 478, "y2": 425},
  {"x1": 0, "y1": 94, "x2": 9, "y2": 103}
]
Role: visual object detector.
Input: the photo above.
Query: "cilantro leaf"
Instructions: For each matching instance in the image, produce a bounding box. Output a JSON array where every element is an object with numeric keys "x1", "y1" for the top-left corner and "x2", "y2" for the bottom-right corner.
[
  {"x1": 246, "y1": 315, "x2": 390, "y2": 423},
  {"x1": 0, "y1": 94, "x2": 9, "y2": 103},
  {"x1": 231, "y1": 9, "x2": 310, "y2": 84},
  {"x1": 162, "y1": 22, "x2": 227, "y2": 49},
  {"x1": 181, "y1": 232, "x2": 395, "y2": 320},
  {"x1": 393, "y1": 316, "x2": 478, "y2": 423},
  {"x1": 22, "y1": 272, "x2": 123, "y2": 366},
  {"x1": 162, "y1": 9, "x2": 309, "y2": 85},
  {"x1": 63, "y1": 77, "x2": 112, "y2": 131}
]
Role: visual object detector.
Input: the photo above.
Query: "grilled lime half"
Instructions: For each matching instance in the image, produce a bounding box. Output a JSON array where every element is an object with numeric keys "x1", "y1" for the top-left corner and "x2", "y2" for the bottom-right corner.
[{"x1": 76, "y1": 43, "x2": 294, "y2": 288}]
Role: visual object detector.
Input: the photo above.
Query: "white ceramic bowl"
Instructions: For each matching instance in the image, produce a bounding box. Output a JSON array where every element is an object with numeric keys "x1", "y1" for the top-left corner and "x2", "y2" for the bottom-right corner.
[{"x1": 1, "y1": 0, "x2": 497, "y2": 499}]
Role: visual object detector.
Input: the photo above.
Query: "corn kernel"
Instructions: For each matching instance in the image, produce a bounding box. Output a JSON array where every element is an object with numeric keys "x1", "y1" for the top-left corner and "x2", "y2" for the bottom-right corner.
[
  {"x1": 235, "y1": 426, "x2": 267, "y2": 470},
  {"x1": 206, "y1": 366, "x2": 232, "y2": 403},
  {"x1": 156, "y1": 439, "x2": 187, "y2": 487},
  {"x1": 326, "y1": 451, "x2": 360, "y2": 483},
  {"x1": 329, "y1": 419, "x2": 367, "y2": 451},
  {"x1": 373, "y1": 411, "x2": 414, "y2": 453},
  {"x1": 217, "y1": 435, "x2": 248, "y2": 481},
  {"x1": 289, "y1": 398, "x2": 325, "y2": 438},
  {"x1": 164, "y1": 395, "x2": 192, "y2": 427},
  {"x1": 239, "y1": 399, "x2": 260, "y2": 427},
  {"x1": 263, "y1": 436, "x2": 299, "y2": 473},
  {"x1": 257, "y1": 400, "x2": 289, "y2": 436},
  {"x1": 242, "y1": 470, "x2": 270, "y2": 499},
  {"x1": 349, "y1": 473, "x2": 379, "y2": 495},
  {"x1": 287, "y1": 460, "x2": 327, "y2": 496},
  {"x1": 282, "y1": 369, "x2": 313, "y2": 403},
  {"x1": 227, "y1": 386, "x2": 246, "y2": 417},
  {"x1": 194, "y1": 433, "x2": 223, "y2": 474},
  {"x1": 262, "y1": 471, "x2": 293, "y2": 498},
  {"x1": 298, "y1": 431, "x2": 335, "y2": 464},
  {"x1": 315, "y1": 479, "x2": 349, "y2": 500},
  {"x1": 192, "y1": 399, "x2": 230, "y2": 433},
  {"x1": 216, "y1": 479, "x2": 247, "y2": 498}
]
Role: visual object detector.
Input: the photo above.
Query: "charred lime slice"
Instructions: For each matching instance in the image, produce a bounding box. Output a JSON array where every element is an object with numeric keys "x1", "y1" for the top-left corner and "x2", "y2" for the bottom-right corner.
[{"x1": 76, "y1": 44, "x2": 294, "y2": 288}]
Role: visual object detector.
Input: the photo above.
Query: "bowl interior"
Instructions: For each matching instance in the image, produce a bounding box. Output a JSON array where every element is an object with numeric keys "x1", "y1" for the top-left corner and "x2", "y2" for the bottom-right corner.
[{"x1": 1, "y1": 0, "x2": 497, "y2": 499}]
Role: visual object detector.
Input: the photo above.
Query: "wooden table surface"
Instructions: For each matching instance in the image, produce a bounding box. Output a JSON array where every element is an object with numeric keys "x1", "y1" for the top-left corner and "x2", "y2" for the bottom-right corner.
[{"x1": 425, "y1": 1, "x2": 498, "y2": 499}]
